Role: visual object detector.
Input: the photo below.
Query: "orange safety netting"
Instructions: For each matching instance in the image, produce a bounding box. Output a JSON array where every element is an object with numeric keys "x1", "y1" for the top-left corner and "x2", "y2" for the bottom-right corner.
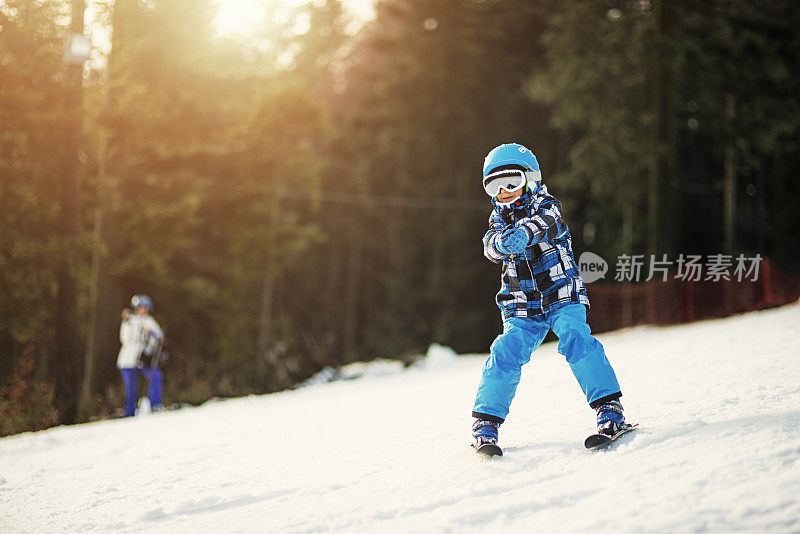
[{"x1": 585, "y1": 259, "x2": 800, "y2": 334}]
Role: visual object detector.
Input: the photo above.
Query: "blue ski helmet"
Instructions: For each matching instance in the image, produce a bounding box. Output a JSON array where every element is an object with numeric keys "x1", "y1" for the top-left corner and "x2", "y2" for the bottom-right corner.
[
  {"x1": 483, "y1": 143, "x2": 542, "y2": 192},
  {"x1": 131, "y1": 294, "x2": 153, "y2": 312}
]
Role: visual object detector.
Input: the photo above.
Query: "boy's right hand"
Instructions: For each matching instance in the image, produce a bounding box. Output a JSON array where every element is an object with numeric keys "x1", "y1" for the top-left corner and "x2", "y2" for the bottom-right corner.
[{"x1": 497, "y1": 226, "x2": 530, "y2": 255}]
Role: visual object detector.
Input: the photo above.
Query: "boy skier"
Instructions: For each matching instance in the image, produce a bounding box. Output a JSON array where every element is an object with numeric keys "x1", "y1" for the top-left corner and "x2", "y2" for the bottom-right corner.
[
  {"x1": 472, "y1": 143, "x2": 629, "y2": 456},
  {"x1": 117, "y1": 294, "x2": 165, "y2": 417}
]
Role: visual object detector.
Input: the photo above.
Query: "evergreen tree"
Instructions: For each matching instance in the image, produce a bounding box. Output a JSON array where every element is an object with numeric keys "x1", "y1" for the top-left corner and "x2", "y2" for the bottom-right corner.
[
  {"x1": 327, "y1": 0, "x2": 553, "y2": 358},
  {"x1": 527, "y1": 0, "x2": 652, "y2": 260},
  {"x1": 0, "y1": 0, "x2": 74, "y2": 427}
]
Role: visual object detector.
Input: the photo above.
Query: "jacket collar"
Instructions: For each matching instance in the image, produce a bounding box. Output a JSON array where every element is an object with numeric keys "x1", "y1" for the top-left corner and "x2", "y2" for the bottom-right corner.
[{"x1": 492, "y1": 188, "x2": 532, "y2": 211}]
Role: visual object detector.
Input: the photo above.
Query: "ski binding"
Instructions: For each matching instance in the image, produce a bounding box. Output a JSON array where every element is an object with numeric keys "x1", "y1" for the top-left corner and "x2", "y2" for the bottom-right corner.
[{"x1": 584, "y1": 423, "x2": 638, "y2": 450}]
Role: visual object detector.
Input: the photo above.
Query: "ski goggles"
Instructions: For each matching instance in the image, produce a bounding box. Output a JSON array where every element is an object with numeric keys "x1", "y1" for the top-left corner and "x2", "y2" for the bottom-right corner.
[{"x1": 483, "y1": 169, "x2": 540, "y2": 197}]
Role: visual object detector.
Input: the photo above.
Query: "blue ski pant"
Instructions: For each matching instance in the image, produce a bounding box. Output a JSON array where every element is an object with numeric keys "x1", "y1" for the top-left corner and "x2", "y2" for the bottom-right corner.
[
  {"x1": 121, "y1": 367, "x2": 162, "y2": 417},
  {"x1": 473, "y1": 303, "x2": 621, "y2": 422}
]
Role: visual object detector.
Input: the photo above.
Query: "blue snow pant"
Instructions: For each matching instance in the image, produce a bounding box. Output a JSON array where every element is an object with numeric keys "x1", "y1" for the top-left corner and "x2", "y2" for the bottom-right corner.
[
  {"x1": 121, "y1": 367, "x2": 163, "y2": 417},
  {"x1": 472, "y1": 303, "x2": 621, "y2": 423}
]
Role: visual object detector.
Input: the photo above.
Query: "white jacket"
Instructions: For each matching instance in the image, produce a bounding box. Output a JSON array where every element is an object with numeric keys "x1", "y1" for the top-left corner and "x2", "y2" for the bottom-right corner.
[{"x1": 117, "y1": 314, "x2": 164, "y2": 369}]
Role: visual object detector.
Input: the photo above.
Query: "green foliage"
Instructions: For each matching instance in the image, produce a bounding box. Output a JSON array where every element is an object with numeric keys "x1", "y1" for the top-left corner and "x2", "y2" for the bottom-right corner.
[
  {"x1": 675, "y1": 0, "x2": 800, "y2": 261},
  {"x1": 92, "y1": 0, "x2": 333, "y2": 399},
  {"x1": 0, "y1": 0, "x2": 71, "y2": 379},
  {"x1": 0, "y1": 349, "x2": 58, "y2": 437},
  {"x1": 324, "y1": 0, "x2": 551, "y2": 358},
  {"x1": 527, "y1": 0, "x2": 653, "y2": 258}
]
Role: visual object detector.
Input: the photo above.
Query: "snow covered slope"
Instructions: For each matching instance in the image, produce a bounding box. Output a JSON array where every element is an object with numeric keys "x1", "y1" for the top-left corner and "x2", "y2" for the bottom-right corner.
[{"x1": 2, "y1": 302, "x2": 799, "y2": 533}]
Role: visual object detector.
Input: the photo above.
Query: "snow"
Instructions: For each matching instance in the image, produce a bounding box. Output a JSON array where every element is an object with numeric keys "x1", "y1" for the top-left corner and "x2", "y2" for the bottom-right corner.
[{"x1": 2, "y1": 302, "x2": 800, "y2": 533}]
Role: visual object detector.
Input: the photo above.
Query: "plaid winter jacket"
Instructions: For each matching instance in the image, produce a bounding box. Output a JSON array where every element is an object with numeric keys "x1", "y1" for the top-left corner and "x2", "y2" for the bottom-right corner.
[{"x1": 483, "y1": 185, "x2": 589, "y2": 319}]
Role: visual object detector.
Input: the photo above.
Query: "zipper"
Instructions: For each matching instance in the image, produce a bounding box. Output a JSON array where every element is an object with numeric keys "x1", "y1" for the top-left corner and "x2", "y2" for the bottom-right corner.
[{"x1": 510, "y1": 213, "x2": 536, "y2": 281}]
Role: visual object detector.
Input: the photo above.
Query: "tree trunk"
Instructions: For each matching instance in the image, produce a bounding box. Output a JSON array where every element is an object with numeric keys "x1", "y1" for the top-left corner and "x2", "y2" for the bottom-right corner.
[
  {"x1": 53, "y1": 0, "x2": 86, "y2": 425},
  {"x1": 646, "y1": 0, "x2": 677, "y2": 324},
  {"x1": 343, "y1": 239, "x2": 362, "y2": 364},
  {"x1": 622, "y1": 203, "x2": 634, "y2": 327},
  {"x1": 258, "y1": 194, "x2": 280, "y2": 356},
  {"x1": 0, "y1": 120, "x2": 12, "y2": 381},
  {"x1": 723, "y1": 94, "x2": 737, "y2": 315},
  {"x1": 647, "y1": 0, "x2": 677, "y2": 258},
  {"x1": 723, "y1": 93, "x2": 736, "y2": 255},
  {"x1": 79, "y1": 208, "x2": 102, "y2": 419}
]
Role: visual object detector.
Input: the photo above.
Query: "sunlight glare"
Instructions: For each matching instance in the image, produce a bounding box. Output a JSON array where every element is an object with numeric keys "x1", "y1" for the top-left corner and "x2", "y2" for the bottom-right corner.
[
  {"x1": 212, "y1": 0, "x2": 376, "y2": 39},
  {"x1": 214, "y1": 0, "x2": 267, "y2": 37}
]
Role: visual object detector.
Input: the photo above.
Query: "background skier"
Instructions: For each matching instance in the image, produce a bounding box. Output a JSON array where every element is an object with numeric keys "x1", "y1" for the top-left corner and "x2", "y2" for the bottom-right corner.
[
  {"x1": 117, "y1": 294, "x2": 165, "y2": 417},
  {"x1": 471, "y1": 143, "x2": 630, "y2": 456}
]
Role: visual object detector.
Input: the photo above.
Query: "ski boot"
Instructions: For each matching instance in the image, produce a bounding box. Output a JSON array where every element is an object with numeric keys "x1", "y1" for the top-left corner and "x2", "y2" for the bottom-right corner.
[
  {"x1": 595, "y1": 399, "x2": 627, "y2": 436},
  {"x1": 472, "y1": 419, "x2": 502, "y2": 457}
]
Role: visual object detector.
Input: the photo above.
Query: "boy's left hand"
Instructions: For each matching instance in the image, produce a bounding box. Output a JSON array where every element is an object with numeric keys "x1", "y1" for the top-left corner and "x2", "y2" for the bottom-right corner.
[{"x1": 497, "y1": 226, "x2": 529, "y2": 255}]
